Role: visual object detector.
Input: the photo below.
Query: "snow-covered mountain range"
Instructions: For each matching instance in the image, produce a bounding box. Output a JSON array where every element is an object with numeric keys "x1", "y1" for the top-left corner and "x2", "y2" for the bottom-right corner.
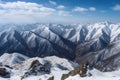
[
  {"x1": 0, "y1": 22, "x2": 120, "y2": 72},
  {"x1": 0, "y1": 53, "x2": 120, "y2": 80},
  {"x1": 0, "y1": 53, "x2": 78, "y2": 80}
]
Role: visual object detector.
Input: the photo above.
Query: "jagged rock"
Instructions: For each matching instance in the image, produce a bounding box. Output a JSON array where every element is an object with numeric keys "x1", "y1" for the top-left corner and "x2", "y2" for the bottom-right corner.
[
  {"x1": 29, "y1": 60, "x2": 42, "y2": 71},
  {"x1": 0, "y1": 63, "x2": 2, "y2": 66},
  {"x1": 61, "y1": 74, "x2": 69, "y2": 80},
  {"x1": 47, "y1": 76, "x2": 54, "y2": 80},
  {"x1": 28, "y1": 60, "x2": 51, "y2": 74},
  {"x1": 61, "y1": 62, "x2": 88, "y2": 80},
  {"x1": 79, "y1": 62, "x2": 88, "y2": 77},
  {"x1": 4, "y1": 65, "x2": 13, "y2": 69},
  {"x1": 21, "y1": 60, "x2": 51, "y2": 79},
  {"x1": 0, "y1": 68, "x2": 10, "y2": 78}
]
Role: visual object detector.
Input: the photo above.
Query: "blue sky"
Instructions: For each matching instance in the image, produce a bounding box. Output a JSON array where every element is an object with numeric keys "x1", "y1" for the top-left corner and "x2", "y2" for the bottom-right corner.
[{"x1": 0, "y1": 0, "x2": 120, "y2": 24}]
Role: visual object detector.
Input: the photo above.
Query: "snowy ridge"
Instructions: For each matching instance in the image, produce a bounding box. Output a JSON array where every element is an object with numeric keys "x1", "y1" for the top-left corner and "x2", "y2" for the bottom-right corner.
[
  {"x1": 0, "y1": 22, "x2": 120, "y2": 71},
  {"x1": 0, "y1": 52, "x2": 120, "y2": 80},
  {"x1": 0, "y1": 26, "x2": 75, "y2": 60},
  {"x1": 0, "y1": 53, "x2": 29, "y2": 66},
  {"x1": 13, "y1": 56, "x2": 78, "y2": 73},
  {"x1": 0, "y1": 53, "x2": 78, "y2": 80}
]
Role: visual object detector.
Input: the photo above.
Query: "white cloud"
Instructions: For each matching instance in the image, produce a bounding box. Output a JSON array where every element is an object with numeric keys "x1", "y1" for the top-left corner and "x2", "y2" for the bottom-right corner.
[
  {"x1": 89, "y1": 7, "x2": 96, "y2": 11},
  {"x1": 0, "y1": 1, "x2": 55, "y2": 12},
  {"x1": 49, "y1": 0, "x2": 57, "y2": 5},
  {"x1": 0, "y1": 1, "x2": 41, "y2": 9},
  {"x1": 0, "y1": 10, "x2": 6, "y2": 15},
  {"x1": 0, "y1": 1, "x2": 75, "y2": 24},
  {"x1": 58, "y1": 10, "x2": 71, "y2": 16},
  {"x1": 73, "y1": 7, "x2": 88, "y2": 12},
  {"x1": 112, "y1": 4, "x2": 120, "y2": 11},
  {"x1": 57, "y1": 5, "x2": 65, "y2": 9},
  {"x1": 0, "y1": 1, "x2": 57, "y2": 23},
  {"x1": 73, "y1": 6, "x2": 96, "y2": 12}
]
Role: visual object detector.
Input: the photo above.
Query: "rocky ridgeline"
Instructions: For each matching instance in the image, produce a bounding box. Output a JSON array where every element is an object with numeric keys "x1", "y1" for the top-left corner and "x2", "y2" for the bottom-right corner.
[
  {"x1": 20, "y1": 61, "x2": 89, "y2": 80},
  {"x1": 21, "y1": 60, "x2": 51, "y2": 79},
  {"x1": 61, "y1": 62, "x2": 89, "y2": 80}
]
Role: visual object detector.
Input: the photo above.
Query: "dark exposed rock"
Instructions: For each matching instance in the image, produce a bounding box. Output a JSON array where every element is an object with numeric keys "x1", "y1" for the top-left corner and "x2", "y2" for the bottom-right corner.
[
  {"x1": 47, "y1": 76, "x2": 54, "y2": 80},
  {"x1": 0, "y1": 68, "x2": 10, "y2": 78},
  {"x1": 4, "y1": 65, "x2": 13, "y2": 69},
  {"x1": 29, "y1": 60, "x2": 42, "y2": 70},
  {"x1": 0, "y1": 63, "x2": 3, "y2": 66},
  {"x1": 21, "y1": 60, "x2": 51, "y2": 79},
  {"x1": 61, "y1": 62, "x2": 88, "y2": 80},
  {"x1": 61, "y1": 74, "x2": 69, "y2": 80}
]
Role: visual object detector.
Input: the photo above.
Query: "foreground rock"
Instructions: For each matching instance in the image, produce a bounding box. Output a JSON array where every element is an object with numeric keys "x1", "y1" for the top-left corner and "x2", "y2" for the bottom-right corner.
[
  {"x1": 61, "y1": 62, "x2": 89, "y2": 80},
  {"x1": 21, "y1": 60, "x2": 51, "y2": 79},
  {"x1": 0, "y1": 68, "x2": 10, "y2": 78}
]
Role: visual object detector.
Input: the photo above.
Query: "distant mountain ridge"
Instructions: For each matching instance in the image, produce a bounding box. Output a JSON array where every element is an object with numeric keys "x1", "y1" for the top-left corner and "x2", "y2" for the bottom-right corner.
[{"x1": 0, "y1": 22, "x2": 120, "y2": 71}]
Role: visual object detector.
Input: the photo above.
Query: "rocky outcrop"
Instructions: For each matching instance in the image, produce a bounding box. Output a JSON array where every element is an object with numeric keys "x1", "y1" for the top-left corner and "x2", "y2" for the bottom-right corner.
[
  {"x1": 0, "y1": 68, "x2": 10, "y2": 78},
  {"x1": 21, "y1": 60, "x2": 51, "y2": 79},
  {"x1": 61, "y1": 62, "x2": 88, "y2": 80},
  {"x1": 47, "y1": 76, "x2": 54, "y2": 80}
]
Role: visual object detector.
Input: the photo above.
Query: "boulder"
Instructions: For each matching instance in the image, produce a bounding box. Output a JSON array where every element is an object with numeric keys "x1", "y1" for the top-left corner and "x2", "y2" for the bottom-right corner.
[{"x1": 0, "y1": 68, "x2": 10, "y2": 78}]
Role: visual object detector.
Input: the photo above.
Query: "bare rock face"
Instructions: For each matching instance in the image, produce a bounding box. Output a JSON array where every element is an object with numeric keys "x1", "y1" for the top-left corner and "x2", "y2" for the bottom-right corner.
[
  {"x1": 61, "y1": 74, "x2": 69, "y2": 80},
  {"x1": 29, "y1": 60, "x2": 42, "y2": 71},
  {"x1": 0, "y1": 68, "x2": 10, "y2": 78},
  {"x1": 61, "y1": 62, "x2": 88, "y2": 80},
  {"x1": 21, "y1": 60, "x2": 51, "y2": 79},
  {"x1": 47, "y1": 76, "x2": 54, "y2": 80},
  {"x1": 28, "y1": 60, "x2": 51, "y2": 74}
]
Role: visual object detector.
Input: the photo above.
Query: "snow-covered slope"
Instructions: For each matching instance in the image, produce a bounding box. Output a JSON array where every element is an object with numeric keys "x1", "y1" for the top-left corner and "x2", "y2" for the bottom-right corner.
[
  {"x1": 66, "y1": 68, "x2": 120, "y2": 80},
  {"x1": 0, "y1": 24, "x2": 75, "y2": 60},
  {"x1": 13, "y1": 56, "x2": 78, "y2": 74},
  {"x1": 0, "y1": 54, "x2": 78, "y2": 80},
  {"x1": 0, "y1": 22, "x2": 120, "y2": 71},
  {"x1": 0, "y1": 53, "x2": 120, "y2": 80},
  {"x1": 0, "y1": 53, "x2": 29, "y2": 66}
]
